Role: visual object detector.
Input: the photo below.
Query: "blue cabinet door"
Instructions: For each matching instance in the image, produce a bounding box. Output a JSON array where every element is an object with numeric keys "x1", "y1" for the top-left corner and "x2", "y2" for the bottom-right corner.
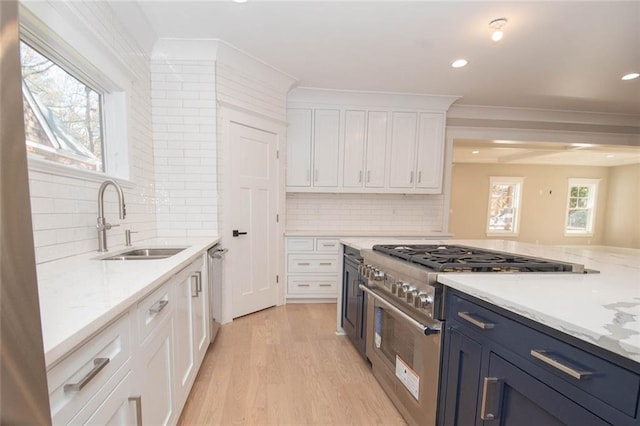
[
  {"x1": 441, "y1": 327, "x2": 483, "y2": 426},
  {"x1": 341, "y1": 257, "x2": 358, "y2": 339},
  {"x1": 484, "y1": 353, "x2": 608, "y2": 426}
]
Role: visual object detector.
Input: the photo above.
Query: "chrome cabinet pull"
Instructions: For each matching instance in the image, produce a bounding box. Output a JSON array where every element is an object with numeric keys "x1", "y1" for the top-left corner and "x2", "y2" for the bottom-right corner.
[
  {"x1": 195, "y1": 271, "x2": 202, "y2": 294},
  {"x1": 64, "y1": 357, "x2": 110, "y2": 392},
  {"x1": 319, "y1": 262, "x2": 332, "y2": 266},
  {"x1": 128, "y1": 396, "x2": 142, "y2": 426},
  {"x1": 530, "y1": 350, "x2": 592, "y2": 380},
  {"x1": 149, "y1": 299, "x2": 169, "y2": 314},
  {"x1": 359, "y1": 170, "x2": 363, "y2": 183},
  {"x1": 418, "y1": 171, "x2": 422, "y2": 183},
  {"x1": 298, "y1": 284, "x2": 310, "y2": 287},
  {"x1": 319, "y1": 284, "x2": 331, "y2": 287},
  {"x1": 297, "y1": 262, "x2": 311, "y2": 266},
  {"x1": 480, "y1": 377, "x2": 501, "y2": 420},
  {"x1": 367, "y1": 170, "x2": 371, "y2": 182},
  {"x1": 410, "y1": 171, "x2": 414, "y2": 183},
  {"x1": 458, "y1": 312, "x2": 495, "y2": 329}
]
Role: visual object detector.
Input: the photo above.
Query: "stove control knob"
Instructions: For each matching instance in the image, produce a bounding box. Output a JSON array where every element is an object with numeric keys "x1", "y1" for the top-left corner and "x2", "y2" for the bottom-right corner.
[
  {"x1": 417, "y1": 293, "x2": 434, "y2": 309},
  {"x1": 398, "y1": 282, "x2": 411, "y2": 297},
  {"x1": 406, "y1": 289, "x2": 419, "y2": 304},
  {"x1": 373, "y1": 269, "x2": 385, "y2": 281}
]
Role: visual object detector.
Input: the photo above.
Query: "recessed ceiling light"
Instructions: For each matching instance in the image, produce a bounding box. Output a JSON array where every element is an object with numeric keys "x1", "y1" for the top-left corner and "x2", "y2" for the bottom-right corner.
[
  {"x1": 472, "y1": 150, "x2": 480, "y2": 154},
  {"x1": 451, "y1": 59, "x2": 468, "y2": 68},
  {"x1": 233, "y1": 0, "x2": 248, "y2": 3},
  {"x1": 622, "y1": 72, "x2": 639, "y2": 81},
  {"x1": 489, "y1": 18, "x2": 508, "y2": 42},
  {"x1": 606, "y1": 154, "x2": 615, "y2": 158}
]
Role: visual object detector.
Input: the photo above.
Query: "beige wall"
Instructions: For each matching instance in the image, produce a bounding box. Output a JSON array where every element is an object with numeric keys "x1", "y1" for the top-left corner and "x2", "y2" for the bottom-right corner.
[
  {"x1": 603, "y1": 164, "x2": 640, "y2": 248},
  {"x1": 449, "y1": 163, "x2": 611, "y2": 246}
]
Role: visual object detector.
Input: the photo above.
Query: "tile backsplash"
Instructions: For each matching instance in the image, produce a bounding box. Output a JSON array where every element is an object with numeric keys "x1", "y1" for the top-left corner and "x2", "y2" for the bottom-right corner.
[{"x1": 286, "y1": 193, "x2": 445, "y2": 233}]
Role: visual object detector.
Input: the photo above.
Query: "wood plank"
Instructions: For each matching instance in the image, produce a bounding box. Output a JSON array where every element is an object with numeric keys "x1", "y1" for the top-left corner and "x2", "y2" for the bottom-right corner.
[{"x1": 178, "y1": 303, "x2": 406, "y2": 425}]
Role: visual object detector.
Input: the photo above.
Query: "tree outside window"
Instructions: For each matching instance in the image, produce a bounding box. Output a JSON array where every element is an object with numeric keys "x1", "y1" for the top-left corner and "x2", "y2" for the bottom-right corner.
[
  {"x1": 565, "y1": 179, "x2": 599, "y2": 235},
  {"x1": 487, "y1": 177, "x2": 524, "y2": 235}
]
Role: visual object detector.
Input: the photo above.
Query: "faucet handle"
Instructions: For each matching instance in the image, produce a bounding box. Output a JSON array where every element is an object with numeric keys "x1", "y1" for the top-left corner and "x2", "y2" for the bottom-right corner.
[{"x1": 125, "y1": 229, "x2": 138, "y2": 246}]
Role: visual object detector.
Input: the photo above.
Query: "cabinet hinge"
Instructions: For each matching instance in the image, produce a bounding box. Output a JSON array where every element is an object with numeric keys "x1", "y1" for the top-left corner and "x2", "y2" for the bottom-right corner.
[{"x1": 276, "y1": 275, "x2": 279, "y2": 283}]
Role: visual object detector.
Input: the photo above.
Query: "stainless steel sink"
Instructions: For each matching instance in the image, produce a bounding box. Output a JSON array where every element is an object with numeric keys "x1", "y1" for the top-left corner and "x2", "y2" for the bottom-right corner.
[{"x1": 99, "y1": 247, "x2": 187, "y2": 260}]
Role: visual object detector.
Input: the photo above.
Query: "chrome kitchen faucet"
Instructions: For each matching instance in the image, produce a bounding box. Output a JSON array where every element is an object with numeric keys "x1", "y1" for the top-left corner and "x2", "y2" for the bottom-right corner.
[{"x1": 96, "y1": 179, "x2": 126, "y2": 252}]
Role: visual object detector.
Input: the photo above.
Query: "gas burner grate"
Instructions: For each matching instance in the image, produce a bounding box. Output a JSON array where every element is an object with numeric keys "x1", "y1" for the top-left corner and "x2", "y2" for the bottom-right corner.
[{"x1": 372, "y1": 244, "x2": 577, "y2": 273}]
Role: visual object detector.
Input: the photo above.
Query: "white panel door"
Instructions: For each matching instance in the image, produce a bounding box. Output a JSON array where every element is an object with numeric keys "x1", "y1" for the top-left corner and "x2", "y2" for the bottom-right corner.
[
  {"x1": 286, "y1": 108, "x2": 312, "y2": 187},
  {"x1": 415, "y1": 113, "x2": 445, "y2": 191},
  {"x1": 229, "y1": 122, "x2": 278, "y2": 319},
  {"x1": 342, "y1": 110, "x2": 366, "y2": 188},
  {"x1": 312, "y1": 109, "x2": 340, "y2": 187},
  {"x1": 364, "y1": 111, "x2": 388, "y2": 188},
  {"x1": 388, "y1": 112, "x2": 418, "y2": 188}
]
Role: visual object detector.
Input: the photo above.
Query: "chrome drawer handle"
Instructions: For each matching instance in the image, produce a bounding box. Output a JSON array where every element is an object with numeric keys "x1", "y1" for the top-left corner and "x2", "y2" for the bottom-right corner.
[
  {"x1": 530, "y1": 350, "x2": 592, "y2": 380},
  {"x1": 297, "y1": 262, "x2": 311, "y2": 266},
  {"x1": 480, "y1": 377, "x2": 501, "y2": 420},
  {"x1": 319, "y1": 262, "x2": 332, "y2": 266},
  {"x1": 195, "y1": 271, "x2": 202, "y2": 293},
  {"x1": 64, "y1": 357, "x2": 110, "y2": 392},
  {"x1": 149, "y1": 299, "x2": 169, "y2": 314},
  {"x1": 319, "y1": 284, "x2": 331, "y2": 287},
  {"x1": 298, "y1": 284, "x2": 310, "y2": 287},
  {"x1": 128, "y1": 396, "x2": 142, "y2": 426},
  {"x1": 458, "y1": 312, "x2": 495, "y2": 329}
]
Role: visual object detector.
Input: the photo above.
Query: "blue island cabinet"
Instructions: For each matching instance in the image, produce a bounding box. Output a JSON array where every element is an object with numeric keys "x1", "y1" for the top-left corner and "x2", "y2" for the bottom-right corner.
[{"x1": 439, "y1": 289, "x2": 640, "y2": 426}]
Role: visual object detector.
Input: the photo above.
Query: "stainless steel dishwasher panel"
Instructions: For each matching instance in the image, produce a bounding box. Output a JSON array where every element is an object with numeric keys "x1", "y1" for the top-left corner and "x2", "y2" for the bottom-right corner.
[{"x1": 208, "y1": 245, "x2": 227, "y2": 343}]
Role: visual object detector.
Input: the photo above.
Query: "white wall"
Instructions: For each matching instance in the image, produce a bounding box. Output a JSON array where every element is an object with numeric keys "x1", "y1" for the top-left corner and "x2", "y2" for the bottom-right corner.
[
  {"x1": 286, "y1": 193, "x2": 445, "y2": 234},
  {"x1": 26, "y1": 1, "x2": 156, "y2": 263},
  {"x1": 151, "y1": 60, "x2": 218, "y2": 237}
]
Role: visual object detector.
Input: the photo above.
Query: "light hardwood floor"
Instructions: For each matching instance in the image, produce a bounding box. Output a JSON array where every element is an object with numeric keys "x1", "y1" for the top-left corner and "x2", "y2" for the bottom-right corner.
[{"x1": 178, "y1": 303, "x2": 407, "y2": 425}]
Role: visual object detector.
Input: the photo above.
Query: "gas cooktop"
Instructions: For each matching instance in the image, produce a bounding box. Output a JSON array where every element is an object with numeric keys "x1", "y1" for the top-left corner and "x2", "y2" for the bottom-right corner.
[{"x1": 372, "y1": 244, "x2": 582, "y2": 273}]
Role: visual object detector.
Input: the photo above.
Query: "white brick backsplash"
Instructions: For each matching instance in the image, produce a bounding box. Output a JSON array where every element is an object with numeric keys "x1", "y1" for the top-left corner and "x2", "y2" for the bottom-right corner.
[
  {"x1": 152, "y1": 59, "x2": 218, "y2": 238},
  {"x1": 285, "y1": 193, "x2": 445, "y2": 234}
]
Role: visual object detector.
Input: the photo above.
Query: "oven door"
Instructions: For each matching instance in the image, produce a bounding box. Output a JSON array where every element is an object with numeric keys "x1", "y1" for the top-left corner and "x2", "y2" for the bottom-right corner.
[{"x1": 362, "y1": 285, "x2": 442, "y2": 426}]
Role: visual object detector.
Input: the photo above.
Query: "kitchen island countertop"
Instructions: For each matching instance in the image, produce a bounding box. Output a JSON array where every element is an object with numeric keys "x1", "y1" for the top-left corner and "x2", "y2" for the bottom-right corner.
[
  {"x1": 341, "y1": 238, "x2": 640, "y2": 363},
  {"x1": 36, "y1": 237, "x2": 220, "y2": 367}
]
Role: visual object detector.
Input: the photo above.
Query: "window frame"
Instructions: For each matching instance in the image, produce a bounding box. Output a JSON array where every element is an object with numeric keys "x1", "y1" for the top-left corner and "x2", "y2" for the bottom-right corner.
[
  {"x1": 564, "y1": 178, "x2": 600, "y2": 237},
  {"x1": 486, "y1": 176, "x2": 524, "y2": 237},
  {"x1": 19, "y1": 3, "x2": 133, "y2": 183}
]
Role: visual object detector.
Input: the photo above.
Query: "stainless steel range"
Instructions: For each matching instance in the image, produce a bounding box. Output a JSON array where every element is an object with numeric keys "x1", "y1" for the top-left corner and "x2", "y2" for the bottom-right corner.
[{"x1": 359, "y1": 244, "x2": 587, "y2": 426}]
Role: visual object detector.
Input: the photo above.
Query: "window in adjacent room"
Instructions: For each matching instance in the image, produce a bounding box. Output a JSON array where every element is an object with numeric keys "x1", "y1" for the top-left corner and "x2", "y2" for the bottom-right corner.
[
  {"x1": 20, "y1": 40, "x2": 105, "y2": 172},
  {"x1": 565, "y1": 178, "x2": 599, "y2": 236},
  {"x1": 486, "y1": 177, "x2": 524, "y2": 236}
]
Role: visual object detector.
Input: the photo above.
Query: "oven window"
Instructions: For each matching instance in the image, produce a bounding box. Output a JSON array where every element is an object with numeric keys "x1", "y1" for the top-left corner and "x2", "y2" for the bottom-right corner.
[{"x1": 379, "y1": 307, "x2": 415, "y2": 369}]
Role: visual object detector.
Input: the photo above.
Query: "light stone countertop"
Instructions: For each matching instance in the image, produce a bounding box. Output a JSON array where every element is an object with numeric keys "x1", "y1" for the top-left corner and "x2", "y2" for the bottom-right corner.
[
  {"x1": 341, "y1": 238, "x2": 640, "y2": 363},
  {"x1": 37, "y1": 237, "x2": 220, "y2": 367},
  {"x1": 285, "y1": 230, "x2": 453, "y2": 238}
]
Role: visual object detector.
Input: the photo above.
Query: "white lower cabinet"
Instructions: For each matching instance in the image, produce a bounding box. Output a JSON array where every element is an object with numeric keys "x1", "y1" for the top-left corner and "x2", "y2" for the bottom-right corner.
[
  {"x1": 286, "y1": 237, "x2": 339, "y2": 301},
  {"x1": 138, "y1": 316, "x2": 175, "y2": 426},
  {"x1": 48, "y1": 255, "x2": 209, "y2": 425}
]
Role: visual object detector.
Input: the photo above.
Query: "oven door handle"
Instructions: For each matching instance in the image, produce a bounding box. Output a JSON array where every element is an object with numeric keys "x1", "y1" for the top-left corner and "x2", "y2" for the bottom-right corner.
[{"x1": 359, "y1": 284, "x2": 441, "y2": 336}]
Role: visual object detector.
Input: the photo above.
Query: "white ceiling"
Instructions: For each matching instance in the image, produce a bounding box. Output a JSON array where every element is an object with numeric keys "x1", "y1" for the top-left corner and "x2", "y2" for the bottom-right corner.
[
  {"x1": 453, "y1": 140, "x2": 640, "y2": 166},
  {"x1": 116, "y1": 0, "x2": 640, "y2": 115}
]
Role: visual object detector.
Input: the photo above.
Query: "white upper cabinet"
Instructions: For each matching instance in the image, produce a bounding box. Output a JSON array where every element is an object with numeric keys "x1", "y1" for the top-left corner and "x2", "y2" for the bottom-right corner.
[
  {"x1": 286, "y1": 108, "x2": 313, "y2": 187},
  {"x1": 416, "y1": 112, "x2": 445, "y2": 190},
  {"x1": 343, "y1": 110, "x2": 366, "y2": 188},
  {"x1": 312, "y1": 109, "x2": 340, "y2": 187},
  {"x1": 388, "y1": 112, "x2": 418, "y2": 189},
  {"x1": 286, "y1": 88, "x2": 458, "y2": 194},
  {"x1": 364, "y1": 111, "x2": 388, "y2": 188}
]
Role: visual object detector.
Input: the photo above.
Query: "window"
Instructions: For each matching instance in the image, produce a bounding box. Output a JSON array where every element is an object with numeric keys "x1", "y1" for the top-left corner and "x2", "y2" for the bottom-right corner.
[
  {"x1": 487, "y1": 177, "x2": 524, "y2": 235},
  {"x1": 21, "y1": 40, "x2": 104, "y2": 172},
  {"x1": 565, "y1": 179, "x2": 599, "y2": 236},
  {"x1": 19, "y1": 4, "x2": 132, "y2": 180}
]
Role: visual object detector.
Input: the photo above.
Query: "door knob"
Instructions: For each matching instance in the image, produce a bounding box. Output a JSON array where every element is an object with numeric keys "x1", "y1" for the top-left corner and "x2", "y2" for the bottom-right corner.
[{"x1": 232, "y1": 230, "x2": 248, "y2": 237}]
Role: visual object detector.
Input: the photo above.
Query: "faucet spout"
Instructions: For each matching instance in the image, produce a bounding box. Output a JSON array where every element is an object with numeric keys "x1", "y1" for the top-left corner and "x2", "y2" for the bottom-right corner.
[{"x1": 97, "y1": 179, "x2": 126, "y2": 252}]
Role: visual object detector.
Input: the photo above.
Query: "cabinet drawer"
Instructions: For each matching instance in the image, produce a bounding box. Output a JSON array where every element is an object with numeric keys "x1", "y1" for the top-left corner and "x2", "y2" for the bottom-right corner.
[
  {"x1": 449, "y1": 293, "x2": 640, "y2": 417},
  {"x1": 48, "y1": 313, "x2": 131, "y2": 424},
  {"x1": 288, "y1": 255, "x2": 338, "y2": 273},
  {"x1": 137, "y1": 280, "x2": 172, "y2": 344},
  {"x1": 287, "y1": 237, "x2": 314, "y2": 252},
  {"x1": 288, "y1": 276, "x2": 338, "y2": 295},
  {"x1": 316, "y1": 238, "x2": 340, "y2": 252}
]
